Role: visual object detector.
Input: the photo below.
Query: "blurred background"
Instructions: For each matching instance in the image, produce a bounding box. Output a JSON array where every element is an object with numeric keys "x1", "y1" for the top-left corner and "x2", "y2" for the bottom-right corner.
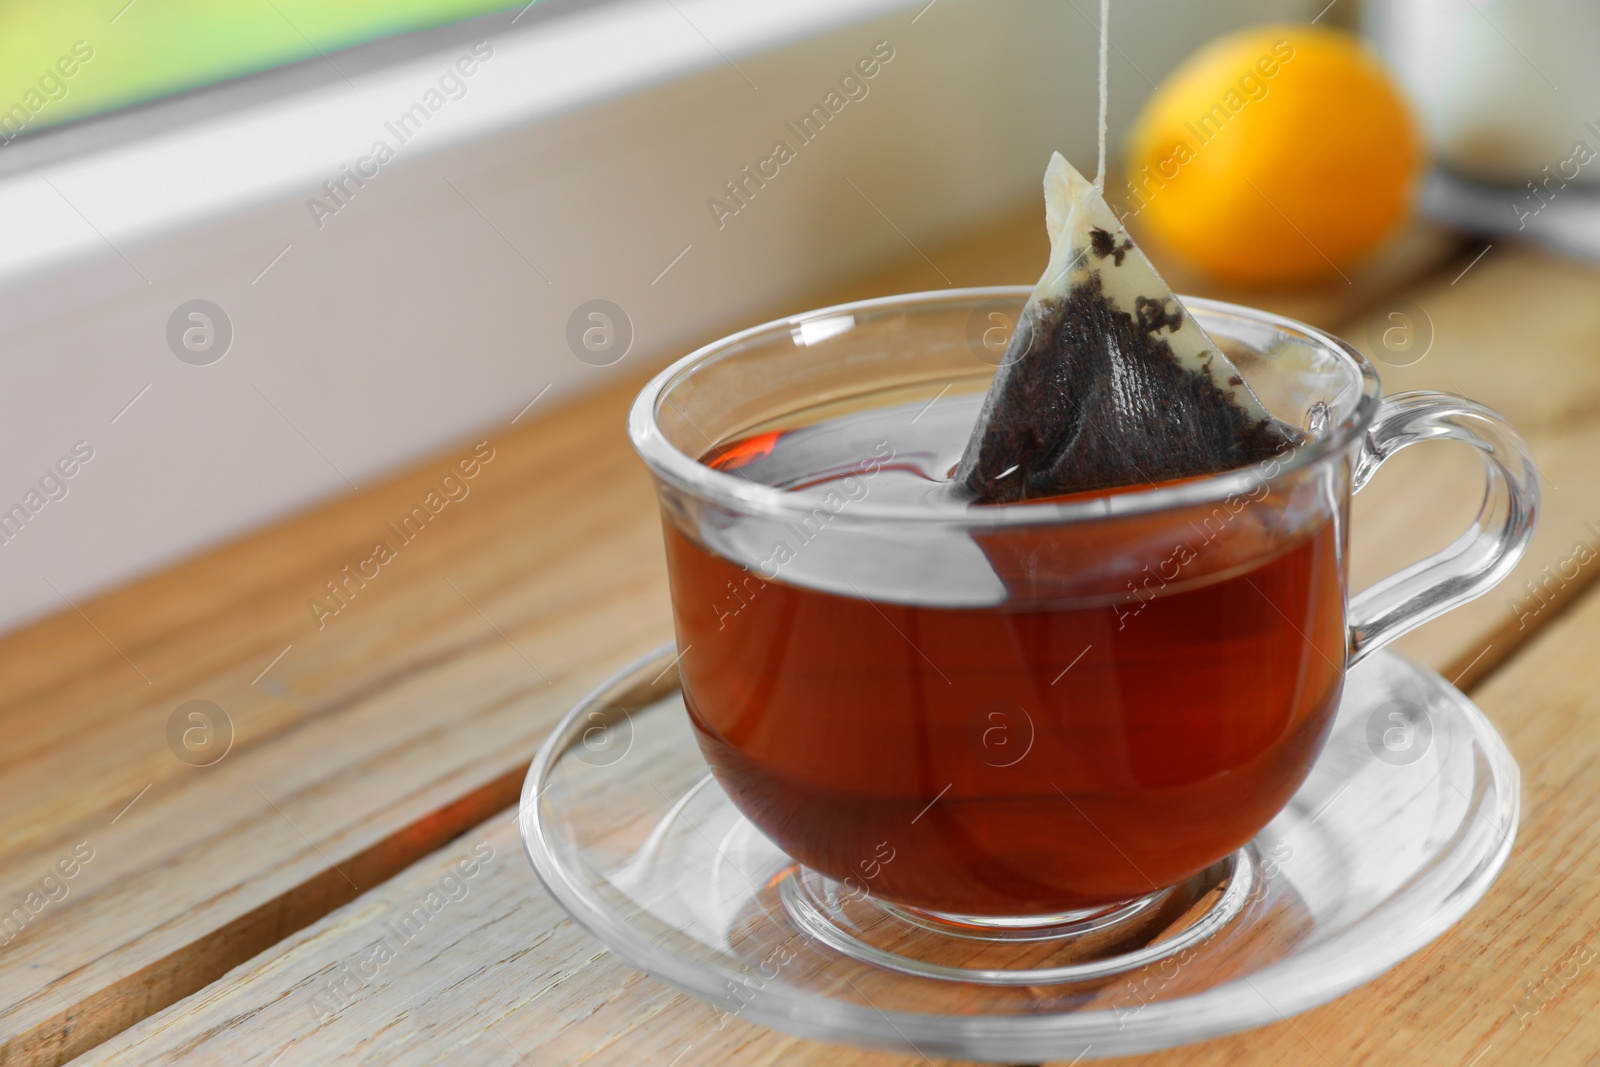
[{"x1": 0, "y1": 0, "x2": 1595, "y2": 634}]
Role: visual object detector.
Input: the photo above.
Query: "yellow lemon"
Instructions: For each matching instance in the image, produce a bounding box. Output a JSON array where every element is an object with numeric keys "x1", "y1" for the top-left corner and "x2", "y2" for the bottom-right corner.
[{"x1": 1124, "y1": 25, "x2": 1423, "y2": 285}]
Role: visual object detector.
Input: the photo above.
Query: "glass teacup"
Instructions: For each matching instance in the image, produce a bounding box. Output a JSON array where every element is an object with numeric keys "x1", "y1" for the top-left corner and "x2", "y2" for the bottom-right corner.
[{"x1": 628, "y1": 287, "x2": 1537, "y2": 924}]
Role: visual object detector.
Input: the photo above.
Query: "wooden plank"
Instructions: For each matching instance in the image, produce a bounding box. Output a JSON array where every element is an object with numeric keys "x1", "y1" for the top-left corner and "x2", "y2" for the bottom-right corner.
[
  {"x1": 0, "y1": 202, "x2": 1528, "y2": 1067},
  {"x1": 70, "y1": 580, "x2": 1600, "y2": 1066},
  {"x1": 1343, "y1": 243, "x2": 1600, "y2": 685},
  {"x1": 62, "y1": 235, "x2": 1600, "y2": 1065},
  {"x1": 0, "y1": 387, "x2": 677, "y2": 1067}
]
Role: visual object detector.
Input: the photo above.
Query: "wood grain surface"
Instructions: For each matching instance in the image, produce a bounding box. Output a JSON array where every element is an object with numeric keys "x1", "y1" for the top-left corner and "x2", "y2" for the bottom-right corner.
[
  {"x1": 3, "y1": 201, "x2": 1597, "y2": 1067},
  {"x1": 74, "y1": 548, "x2": 1600, "y2": 1067}
]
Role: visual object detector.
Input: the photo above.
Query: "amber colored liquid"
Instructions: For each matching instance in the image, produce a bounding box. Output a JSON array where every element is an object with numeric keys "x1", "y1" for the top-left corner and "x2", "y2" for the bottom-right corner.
[
  {"x1": 666, "y1": 407, "x2": 1347, "y2": 916},
  {"x1": 665, "y1": 518, "x2": 1350, "y2": 921}
]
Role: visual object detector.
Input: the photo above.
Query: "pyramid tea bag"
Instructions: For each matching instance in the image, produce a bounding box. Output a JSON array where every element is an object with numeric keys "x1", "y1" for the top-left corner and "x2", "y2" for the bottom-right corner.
[{"x1": 956, "y1": 153, "x2": 1296, "y2": 503}]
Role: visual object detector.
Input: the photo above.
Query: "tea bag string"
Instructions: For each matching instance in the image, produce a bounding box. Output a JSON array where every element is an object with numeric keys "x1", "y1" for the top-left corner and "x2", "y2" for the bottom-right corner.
[{"x1": 1093, "y1": 0, "x2": 1110, "y2": 194}]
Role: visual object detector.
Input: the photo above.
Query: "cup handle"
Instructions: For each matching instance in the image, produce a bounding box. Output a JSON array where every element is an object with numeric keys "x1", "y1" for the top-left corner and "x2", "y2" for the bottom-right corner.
[{"x1": 1346, "y1": 390, "x2": 1540, "y2": 665}]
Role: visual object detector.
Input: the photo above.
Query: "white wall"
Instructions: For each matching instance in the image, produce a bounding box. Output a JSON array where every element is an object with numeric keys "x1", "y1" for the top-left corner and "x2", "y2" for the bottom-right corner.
[{"x1": 0, "y1": 0, "x2": 1308, "y2": 633}]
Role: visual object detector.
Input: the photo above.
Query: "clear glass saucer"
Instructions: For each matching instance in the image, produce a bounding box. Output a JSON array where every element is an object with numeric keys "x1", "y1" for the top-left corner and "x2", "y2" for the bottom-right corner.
[{"x1": 519, "y1": 645, "x2": 1518, "y2": 1062}]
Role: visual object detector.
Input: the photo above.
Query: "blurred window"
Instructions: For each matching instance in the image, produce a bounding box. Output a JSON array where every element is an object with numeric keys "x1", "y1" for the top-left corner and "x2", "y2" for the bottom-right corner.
[{"x1": 0, "y1": 0, "x2": 522, "y2": 141}]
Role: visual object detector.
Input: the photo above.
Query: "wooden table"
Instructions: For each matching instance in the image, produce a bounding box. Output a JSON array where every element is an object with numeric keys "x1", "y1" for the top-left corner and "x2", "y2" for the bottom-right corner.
[{"x1": 7, "y1": 205, "x2": 1600, "y2": 1067}]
